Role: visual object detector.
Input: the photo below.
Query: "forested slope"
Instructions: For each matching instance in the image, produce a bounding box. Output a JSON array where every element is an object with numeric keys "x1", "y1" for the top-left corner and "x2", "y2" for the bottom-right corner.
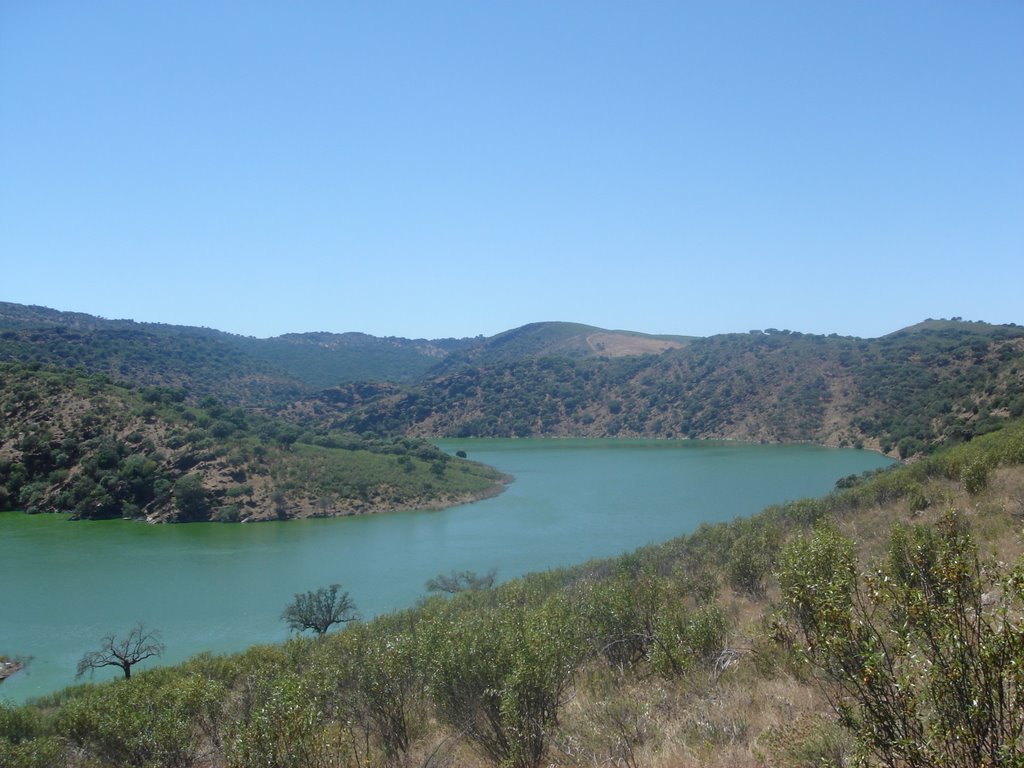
[
  {"x1": 0, "y1": 363, "x2": 503, "y2": 522},
  {"x1": 8, "y1": 302, "x2": 1020, "y2": 461},
  {"x1": 0, "y1": 303, "x2": 309, "y2": 405},
  {"x1": 0, "y1": 302, "x2": 468, "y2": 399},
  {"x1": 318, "y1": 322, "x2": 1024, "y2": 456}
]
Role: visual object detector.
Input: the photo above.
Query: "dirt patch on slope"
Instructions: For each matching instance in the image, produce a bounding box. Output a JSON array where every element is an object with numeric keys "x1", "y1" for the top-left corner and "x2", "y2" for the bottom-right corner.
[{"x1": 585, "y1": 332, "x2": 688, "y2": 357}]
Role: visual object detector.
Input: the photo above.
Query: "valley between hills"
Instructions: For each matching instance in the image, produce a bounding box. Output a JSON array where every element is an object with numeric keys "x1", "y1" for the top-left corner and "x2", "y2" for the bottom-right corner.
[
  {"x1": 2, "y1": 301, "x2": 1024, "y2": 767},
  {"x1": 2, "y1": 300, "x2": 1022, "y2": 524}
]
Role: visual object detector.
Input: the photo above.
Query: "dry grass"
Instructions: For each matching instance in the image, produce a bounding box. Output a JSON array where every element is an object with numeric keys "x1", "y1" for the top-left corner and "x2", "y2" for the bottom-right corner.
[
  {"x1": 584, "y1": 333, "x2": 688, "y2": 358},
  {"x1": 536, "y1": 465, "x2": 1024, "y2": 768},
  {"x1": 546, "y1": 658, "x2": 835, "y2": 768},
  {"x1": 970, "y1": 467, "x2": 1024, "y2": 563}
]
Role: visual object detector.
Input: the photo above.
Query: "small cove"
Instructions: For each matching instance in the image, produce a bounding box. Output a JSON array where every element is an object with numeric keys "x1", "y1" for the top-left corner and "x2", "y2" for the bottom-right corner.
[{"x1": 0, "y1": 438, "x2": 891, "y2": 703}]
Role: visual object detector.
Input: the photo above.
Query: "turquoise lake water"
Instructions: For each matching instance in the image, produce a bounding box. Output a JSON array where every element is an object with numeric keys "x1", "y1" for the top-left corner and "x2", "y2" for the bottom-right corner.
[{"x1": 0, "y1": 438, "x2": 891, "y2": 703}]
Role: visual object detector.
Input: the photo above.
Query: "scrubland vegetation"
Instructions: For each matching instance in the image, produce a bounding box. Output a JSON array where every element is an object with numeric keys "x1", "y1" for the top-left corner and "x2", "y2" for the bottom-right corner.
[
  {"x1": 3, "y1": 418, "x2": 1022, "y2": 767},
  {"x1": 0, "y1": 362, "x2": 503, "y2": 522},
  {"x1": 326, "y1": 322, "x2": 1024, "y2": 453},
  {"x1": 6, "y1": 303, "x2": 1024, "y2": 457}
]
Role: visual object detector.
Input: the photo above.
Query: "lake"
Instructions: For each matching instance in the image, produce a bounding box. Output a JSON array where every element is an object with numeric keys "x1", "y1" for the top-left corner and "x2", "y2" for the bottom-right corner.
[{"x1": 0, "y1": 438, "x2": 891, "y2": 703}]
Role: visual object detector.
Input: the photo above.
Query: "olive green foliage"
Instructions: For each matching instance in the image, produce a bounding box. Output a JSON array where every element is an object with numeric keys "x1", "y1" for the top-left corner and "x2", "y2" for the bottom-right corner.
[
  {"x1": 0, "y1": 362, "x2": 502, "y2": 520},
  {"x1": 725, "y1": 517, "x2": 783, "y2": 597},
  {"x1": 753, "y1": 417, "x2": 1024, "y2": 538},
  {"x1": 576, "y1": 562, "x2": 666, "y2": 668},
  {"x1": 225, "y1": 665, "x2": 343, "y2": 768},
  {"x1": 249, "y1": 332, "x2": 471, "y2": 388},
  {"x1": 329, "y1": 614, "x2": 427, "y2": 765},
  {"x1": 422, "y1": 592, "x2": 585, "y2": 768},
  {"x1": 58, "y1": 670, "x2": 223, "y2": 768},
  {"x1": 281, "y1": 584, "x2": 357, "y2": 636},
  {"x1": 271, "y1": 441, "x2": 497, "y2": 510},
  {"x1": 0, "y1": 301, "x2": 477, "y2": 396},
  {"x1": 0, "y1": 305, "x2": 308, "y2": 405},
  {"x1": 173, "y1": 475, "x2": 209, "y2": 521},
  {"x1": 326, "y1": 321, "x2": 1024, "y2": 448},
  {"x1": 778, "y1": 513, "x2": 1024, "y2": 767},
  {"x1": 648, "y1": 602, "x2": 728, "y2": 679},
  {"x1": 570, "y1": 556, "x2": 728, "y2": 681},
  {"x1": 0, "y1": 703, "x2": 64, "y2": 768},
  {"x1": 5, "y1": 304, "x2": 1024, "y2": 452}
]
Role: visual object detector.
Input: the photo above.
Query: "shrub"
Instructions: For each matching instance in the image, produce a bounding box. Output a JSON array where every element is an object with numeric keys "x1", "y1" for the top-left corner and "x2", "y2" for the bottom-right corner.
[
  {"x1": 576, "y1": 568, "x2": 664, "y2": 669},
  {"x1": 961, "y1": 458, "x2": 992, "y2": 495},
  {"x1": 423, "y1": 594, "x2": 583, "y2": 768},
  {"x1": 777, "y1": 512, "x2": 1024, "y2": 767},
  {"x1": 725, "y1": 521, "x2": 782, "y2": 597},
  {"x1": 224, "y1": 669, "x2": 343, "y2": 768},
  {"x1": 58, "y1": 672, "x2": 223, "y2": 768},
  {"x1": 212, "y1": 504, "x2": 241, "y2": 523},
  {"x1": 0, "y1": 703, "x2": 64, "y2": 767},
  {"x1": 649, "y1": 602, "x2": 727, "y2": 678}
]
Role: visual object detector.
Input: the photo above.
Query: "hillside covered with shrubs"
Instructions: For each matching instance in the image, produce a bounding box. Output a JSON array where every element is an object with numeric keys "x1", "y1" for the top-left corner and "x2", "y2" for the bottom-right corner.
[
  {"x1": 0, "y1": 362, "x2": 503, "y2": 522},
  {"x1": 5, "y1": 303, "x2": 1024, "y2": 460},
  {"x1": 318, "y1": 321, "x2": 1024, "y2": 457}
]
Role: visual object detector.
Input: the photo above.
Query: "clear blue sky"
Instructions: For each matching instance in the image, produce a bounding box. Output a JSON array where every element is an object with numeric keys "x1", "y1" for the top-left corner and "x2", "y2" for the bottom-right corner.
[{"x1": 2, "y1": 2, "x2": 1021, "y2": 340}]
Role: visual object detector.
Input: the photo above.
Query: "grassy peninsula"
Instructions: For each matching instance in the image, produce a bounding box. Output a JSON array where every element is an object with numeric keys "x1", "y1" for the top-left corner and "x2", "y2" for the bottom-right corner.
[{"x1": 0, "y1": 362, "x2": 503, "y2": 522}]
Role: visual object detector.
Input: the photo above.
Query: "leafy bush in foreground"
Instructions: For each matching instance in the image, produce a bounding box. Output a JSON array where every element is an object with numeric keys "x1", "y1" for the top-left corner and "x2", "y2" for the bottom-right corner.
[
  {"x1": 779, "y1": 512, "x2": 1024, "y2": 767},
  {"x1": 422, "y1": 593, "x2": 585, "y2": 768}
]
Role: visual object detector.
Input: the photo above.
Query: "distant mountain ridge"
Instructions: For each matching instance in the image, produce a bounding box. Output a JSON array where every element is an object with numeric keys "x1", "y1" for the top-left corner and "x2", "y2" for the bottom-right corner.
[
  {"x1": 3, "y1": 301, "x2": 1023, "y2": 458},
  {"x1": 314, "y1": 323, "x2": 1024, "y2": 457},
  {"x1": 0, "y1": 301, "x2": 458, "y2": 398},
  {"x1": 0, "y1": 302, "x2": 695, "y2": 395},
  {"x1": 430, "y1": 321, "x2": 692, "y2": 374}
]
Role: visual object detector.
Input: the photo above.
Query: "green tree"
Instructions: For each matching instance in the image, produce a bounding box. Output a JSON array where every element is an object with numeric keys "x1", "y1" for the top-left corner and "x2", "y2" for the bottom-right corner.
[
  {"x1": 281, "y1": 584, "x2": 357, "y2": 636},
  {"x1": 172, "y1": 474, "x2": 208, "y2": 521}
]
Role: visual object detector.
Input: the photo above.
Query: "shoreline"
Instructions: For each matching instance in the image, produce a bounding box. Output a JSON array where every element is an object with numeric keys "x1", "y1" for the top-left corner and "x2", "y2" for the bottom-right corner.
[
  {"x1": 282, "y1": 472, "x2": 513, "y2": 521},
  {"x1": 0, "y1": 658, "x2": 24, "y2": 683},
  {"x1": 5, "y1": 435, "x2": 890, "y2": 525},
  {"x1": 3, "y1": 472, "x2": 514, "y2": 524}
]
